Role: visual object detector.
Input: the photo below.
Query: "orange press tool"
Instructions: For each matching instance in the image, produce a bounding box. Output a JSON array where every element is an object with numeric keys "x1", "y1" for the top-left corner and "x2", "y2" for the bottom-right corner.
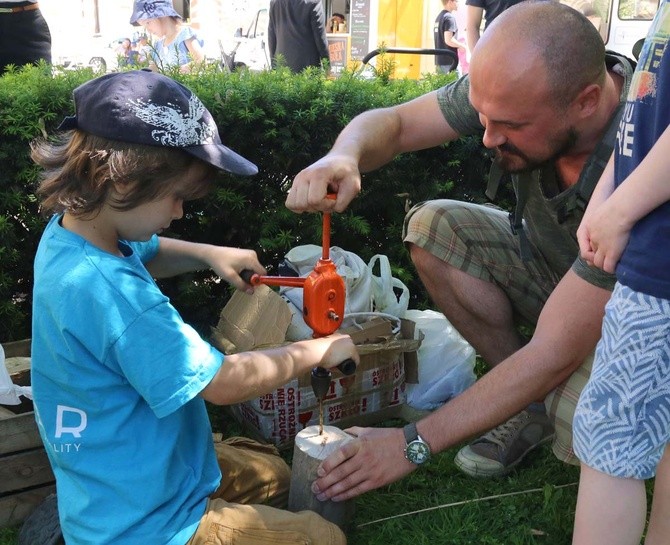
[{"x1": 240, "y1": 195, "x2": 356, "y2": 405}]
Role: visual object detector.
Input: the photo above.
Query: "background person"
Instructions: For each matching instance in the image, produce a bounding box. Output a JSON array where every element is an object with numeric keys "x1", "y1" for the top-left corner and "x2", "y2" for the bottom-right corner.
[
  {"x1": 130, "y1": 0, "x2": 205, "y2": 73},
  {"x1": 30, "y1": 69, "x2": 357, "y2": 545},
  {"x1": 283, "y1": 0, "x2": 635, "y2": 499},
  {"x1": 0, "y1": 0, "x2": 51, "y2": 73},
  {"x1": 133, "y1": 34, "x2": 152, "y2": 65},
  {"x1": 572, "y1": 2, "x2": 670, "y2": 543},
  {"x1": 330, "y1": 12, "x2": 346, "y2": 32},
  {"x1": 434, "y1": 0, "x2": 467, "y2": 73},
  {"x1": 465, "y1": 0, "x2": 525, "y2": 53},
  {"x1": 268, "y1": 0, "x2": 330, "y2": 73}
]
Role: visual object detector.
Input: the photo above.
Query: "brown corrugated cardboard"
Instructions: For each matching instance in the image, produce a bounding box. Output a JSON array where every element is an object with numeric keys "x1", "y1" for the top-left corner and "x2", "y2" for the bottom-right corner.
[
  {"x1": 211, "y1": 288, "x2": 422, "y2": 449},
  {"x1": 211, "y1": 285, "x2": 292, "y2": 354}
]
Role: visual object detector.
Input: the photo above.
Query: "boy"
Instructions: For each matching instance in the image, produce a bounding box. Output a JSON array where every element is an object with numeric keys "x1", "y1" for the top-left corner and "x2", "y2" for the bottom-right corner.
[
  {"x1": 30, "y1": 70, "x2": 357, "y2": 545},
  {"x1": 572, "y1": 3, "x2": 670, "y2": 544}
]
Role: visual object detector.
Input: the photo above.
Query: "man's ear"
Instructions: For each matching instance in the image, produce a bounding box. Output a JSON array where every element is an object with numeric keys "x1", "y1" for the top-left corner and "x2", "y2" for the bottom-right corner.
[{"x1": 571, "y1": 83, "x2": 601, "y2": 119}]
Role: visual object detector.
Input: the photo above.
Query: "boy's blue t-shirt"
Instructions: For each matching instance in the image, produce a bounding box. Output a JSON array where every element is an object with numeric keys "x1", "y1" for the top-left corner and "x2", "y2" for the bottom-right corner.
[
  {"x1": 31, "y1": 215, "x2": 224, "y2": 545},
  {"x1": 614, "y1": 1, "x2": 670, "y2": 298}
]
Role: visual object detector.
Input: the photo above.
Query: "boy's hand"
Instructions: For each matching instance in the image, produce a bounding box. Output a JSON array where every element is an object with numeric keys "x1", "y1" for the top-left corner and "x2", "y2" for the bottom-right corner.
[
  {"x1": 578, "y1": 199, "x2": 632, "y2": 274},
  {"x1": 300, "y1": 333, "x2": 359, "y2": 372},
  {"x1": 208, "y1": 247, "x2": 266, "y2": 293}
]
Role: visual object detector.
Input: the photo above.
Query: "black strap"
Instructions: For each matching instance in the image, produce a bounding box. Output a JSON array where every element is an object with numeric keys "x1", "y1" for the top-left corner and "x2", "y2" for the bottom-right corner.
[
  {"x1": 560, "y1": 102, "x2": 624, "y2": 219},
  {"x1": 485, "y1": 160, "x2": 505, "y2": 201},
  {"x1": 509, "y1": 172, "x2": 535, "y2": 262}
]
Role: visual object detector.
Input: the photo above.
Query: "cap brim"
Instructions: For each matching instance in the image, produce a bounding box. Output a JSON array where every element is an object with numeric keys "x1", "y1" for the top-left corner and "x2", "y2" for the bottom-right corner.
[
  {"x1": 130, "y1": 7, "x2": 182, "y2": 26},
  {"x1": 185, "y1": 144, "x2": 258, "y2": 176}
]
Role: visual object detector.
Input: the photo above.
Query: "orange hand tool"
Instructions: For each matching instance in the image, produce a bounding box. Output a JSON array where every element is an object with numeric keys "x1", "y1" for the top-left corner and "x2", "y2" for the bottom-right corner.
[{"x1": 240, "y1": 195, "x2": 356, "y2": 405}]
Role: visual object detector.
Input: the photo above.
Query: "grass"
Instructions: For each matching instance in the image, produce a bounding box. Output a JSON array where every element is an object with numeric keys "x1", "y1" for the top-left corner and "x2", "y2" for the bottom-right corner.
[
  {"x1": 1, "y1": 428, "x2": 657, "y2": 545},
  {"x1": 344, "y1": 431, "x2": 581, "y2": 545},
  {"x1": 0, "y1": 434, "x2": 580, "y2": 545},
  {"x1": 0, "y1": 374, "x2": 653, "y2": 545}
]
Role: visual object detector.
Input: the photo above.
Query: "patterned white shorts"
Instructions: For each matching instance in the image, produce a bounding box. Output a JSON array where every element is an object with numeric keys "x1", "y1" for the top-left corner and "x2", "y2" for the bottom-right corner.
[{"x1": 573, "y1": 282, "x2": 670, "y2": 479}]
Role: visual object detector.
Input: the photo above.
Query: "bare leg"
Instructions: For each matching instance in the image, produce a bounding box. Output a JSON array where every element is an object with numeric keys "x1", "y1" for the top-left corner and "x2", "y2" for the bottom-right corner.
[
  {"x1": 572, "y1": 464, "x2": 646, "y2": 545},
  {"x1": 645, "y1": 445, "x2": 670, "y2": 545},
  {"x1": 410, "y1": 244, "x2": 523, "y2": 367}
]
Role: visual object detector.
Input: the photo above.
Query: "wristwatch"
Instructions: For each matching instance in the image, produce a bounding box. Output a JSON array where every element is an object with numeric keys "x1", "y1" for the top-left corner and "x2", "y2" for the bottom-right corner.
[{"x1": 403, "y1": 422, "x2": 432, "y2": 465}]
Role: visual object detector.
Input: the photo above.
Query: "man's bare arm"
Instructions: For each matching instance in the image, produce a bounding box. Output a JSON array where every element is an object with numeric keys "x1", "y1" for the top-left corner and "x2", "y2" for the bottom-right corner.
[
  {"x1": 312, "y1": 270, "x2": 610, "y2": 501},
  {"x1": 286, "y1": 91, "x2": 459, "y2": 213},
  {"x1": 421, "y1": 269, "x2": 609, "y2": 452},
  {"x1": 466, "y1": 6, "x2": 484, "y2": 53}
]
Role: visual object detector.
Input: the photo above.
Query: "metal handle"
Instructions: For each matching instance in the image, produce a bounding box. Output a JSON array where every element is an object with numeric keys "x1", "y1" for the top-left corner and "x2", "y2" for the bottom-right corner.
[
  {"x1": 337, "y1": 358, "x2": 357, "y2": 375},
  {"x1": 240, "y1": 269, "x2": 257, "y2": 285}
]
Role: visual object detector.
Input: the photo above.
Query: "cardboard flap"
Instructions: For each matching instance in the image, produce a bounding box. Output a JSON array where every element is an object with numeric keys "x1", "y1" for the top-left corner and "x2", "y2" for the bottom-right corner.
[{"x1": 211, "y1": 286, "x2": 291, "y2": 354}]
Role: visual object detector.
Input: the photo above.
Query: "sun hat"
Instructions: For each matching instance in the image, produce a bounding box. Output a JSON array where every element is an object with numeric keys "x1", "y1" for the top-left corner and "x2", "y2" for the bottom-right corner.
[
  {"x1": 57, "y1": 70, "x2": 258, "y2": 176},
  {"x1": 130, "y1": 0, "x2": 182, "y2": 26}
]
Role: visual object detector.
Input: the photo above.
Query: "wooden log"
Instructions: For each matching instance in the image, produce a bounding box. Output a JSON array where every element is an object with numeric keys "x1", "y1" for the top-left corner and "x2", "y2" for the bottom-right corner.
[{"x1": 288, "y1": 425, "x2": 355, "y2": 529}]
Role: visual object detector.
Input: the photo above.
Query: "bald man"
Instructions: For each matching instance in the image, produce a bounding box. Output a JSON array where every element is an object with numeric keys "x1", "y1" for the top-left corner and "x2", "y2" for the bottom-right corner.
[{"x1": 284, "y1": 0, "x2": 636, "y2": 499}]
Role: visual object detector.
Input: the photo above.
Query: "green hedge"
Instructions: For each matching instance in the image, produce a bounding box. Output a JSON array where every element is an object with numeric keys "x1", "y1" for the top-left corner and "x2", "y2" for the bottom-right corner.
[{"x1": 0, "y1": 62, "x2": 496, "y2": 342}]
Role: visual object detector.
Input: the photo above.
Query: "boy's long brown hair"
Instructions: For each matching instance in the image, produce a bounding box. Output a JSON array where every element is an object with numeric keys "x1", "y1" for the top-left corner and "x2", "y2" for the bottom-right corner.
[{"x1": 32, "y1": 130, "x2": 216, "y2": 218}]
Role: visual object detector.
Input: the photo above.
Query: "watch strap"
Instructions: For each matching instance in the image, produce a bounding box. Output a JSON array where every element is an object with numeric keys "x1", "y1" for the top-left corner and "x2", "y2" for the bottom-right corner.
[{"x1": 403, "y1": 422, "x2": 418, "y2": 444}]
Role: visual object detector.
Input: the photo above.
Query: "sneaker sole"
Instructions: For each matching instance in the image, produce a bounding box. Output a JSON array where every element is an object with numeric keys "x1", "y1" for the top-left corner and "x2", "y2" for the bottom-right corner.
[{"x1": 454, "y1": 433, "x2": 555, "y2": 478}]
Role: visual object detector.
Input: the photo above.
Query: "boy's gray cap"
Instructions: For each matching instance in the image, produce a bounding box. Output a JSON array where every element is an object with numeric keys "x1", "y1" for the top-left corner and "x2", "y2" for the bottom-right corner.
[
  {"x1": 130, "y1": 0, "x2": 181, "y2": 26},
  {"x1": 57, "y1": 70, "x2": 258, "y2": 176}
]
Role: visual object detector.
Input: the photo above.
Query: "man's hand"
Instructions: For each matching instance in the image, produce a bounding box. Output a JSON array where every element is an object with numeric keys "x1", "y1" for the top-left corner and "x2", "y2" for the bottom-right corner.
[
  {"x1": 286, "y1": 154, "x2": 361, "y2": 213},
  {"x1": 311, "y1": 426, "x2": 416, "y2": 501}
]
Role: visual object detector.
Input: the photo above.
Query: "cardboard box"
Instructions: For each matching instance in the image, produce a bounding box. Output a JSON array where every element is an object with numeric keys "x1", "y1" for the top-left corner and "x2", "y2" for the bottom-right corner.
[
  {"x1": 0, "y1": 340, "x2": 56, "y2": 528},
  {"x1": 211, "y1": 287, "x2": 422, "y2": 449}
]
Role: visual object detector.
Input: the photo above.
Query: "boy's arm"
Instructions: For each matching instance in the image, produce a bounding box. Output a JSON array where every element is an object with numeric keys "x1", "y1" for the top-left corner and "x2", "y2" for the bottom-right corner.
[
  {"x1": 581, "y1": 125, "x2": 670, "y2": 273},
  {"x1": 145, "y1": 238, "x2": 265, "y2": 292},
  {"x1": 200, "y1": 334, "x2": 358, "y2": 405}
]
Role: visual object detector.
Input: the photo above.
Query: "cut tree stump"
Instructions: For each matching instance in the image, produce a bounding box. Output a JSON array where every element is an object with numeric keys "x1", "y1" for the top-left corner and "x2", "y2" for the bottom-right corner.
[{"x1": 288, "y1": 425, "x2": 355, "y2": 529}]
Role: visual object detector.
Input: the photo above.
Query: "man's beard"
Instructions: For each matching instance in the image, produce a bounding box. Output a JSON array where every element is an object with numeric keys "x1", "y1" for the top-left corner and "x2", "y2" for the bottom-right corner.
[{"x1": 493, "y1": 127, "x2": 579, "y2": 173}]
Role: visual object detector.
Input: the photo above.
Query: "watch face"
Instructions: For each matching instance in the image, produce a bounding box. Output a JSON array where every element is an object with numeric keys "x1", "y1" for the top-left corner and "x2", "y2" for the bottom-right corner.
[{"x1": 406, "y1": 440, "x2": 431, "y2": 464}]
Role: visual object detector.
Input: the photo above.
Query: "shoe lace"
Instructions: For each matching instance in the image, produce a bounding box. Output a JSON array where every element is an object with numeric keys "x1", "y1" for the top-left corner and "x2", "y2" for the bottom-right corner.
[{"x1": 479, "y1": 411, "x2": 529, "y2": 448}]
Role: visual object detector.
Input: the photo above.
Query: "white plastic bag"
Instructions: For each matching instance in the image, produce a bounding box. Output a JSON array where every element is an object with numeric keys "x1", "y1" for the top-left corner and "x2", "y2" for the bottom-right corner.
[
  {"x1": 368, "y1": 254, "x2": 410, "y2": 317},
  {"x1": 0, "y1": 343, "x2": 33, "y2": 405},
  {"x1": 404, "y1": 309, "x2": 476, "y2": 410},
  {"x1": 280, "y1": 246, "x2": 410, "y2": 340}
]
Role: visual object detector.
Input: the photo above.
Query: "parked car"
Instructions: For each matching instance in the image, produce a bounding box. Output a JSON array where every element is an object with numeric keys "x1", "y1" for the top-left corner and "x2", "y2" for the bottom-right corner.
[
  {"x1": 210, "y1": 7, "x2": 270, "y2": 72},
  {"x1": 53, "y1": 36, "x2": 133, "y2": 73}
]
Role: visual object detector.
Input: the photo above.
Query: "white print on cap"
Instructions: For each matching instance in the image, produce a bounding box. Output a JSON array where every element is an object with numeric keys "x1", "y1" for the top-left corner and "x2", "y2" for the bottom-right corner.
[{"x1": 128, "y1": 94, "x2": 217, "y2": 147}]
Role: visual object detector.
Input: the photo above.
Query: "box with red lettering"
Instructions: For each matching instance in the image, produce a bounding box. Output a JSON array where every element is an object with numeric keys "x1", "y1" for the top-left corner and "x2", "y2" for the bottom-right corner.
[{"x1": 211, "y1": 287, "x2": 421, "y2": 449}]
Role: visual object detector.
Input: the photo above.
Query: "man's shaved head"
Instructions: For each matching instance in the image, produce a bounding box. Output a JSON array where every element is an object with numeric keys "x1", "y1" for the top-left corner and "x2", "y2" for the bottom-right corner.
[{"x1": 472, "y1": 0, "x2": 606, "y2": 107}]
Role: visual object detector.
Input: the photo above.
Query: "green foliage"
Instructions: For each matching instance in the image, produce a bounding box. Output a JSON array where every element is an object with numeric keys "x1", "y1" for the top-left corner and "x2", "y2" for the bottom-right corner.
[{"x1": 0, "y1": 62, "x2": 493, "y2": 341}]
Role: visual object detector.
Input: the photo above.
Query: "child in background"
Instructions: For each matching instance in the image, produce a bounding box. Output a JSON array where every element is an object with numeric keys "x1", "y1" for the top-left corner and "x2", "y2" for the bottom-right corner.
[
  {"x1": 30, "y1": 69, "x2": 356, "y2": 545},
  {"x1": 572, "y1": 3, "x2": 670, "y2": 544},
  {"x1": 129, "y1": 0, "x2": 204, "y2": 73}
]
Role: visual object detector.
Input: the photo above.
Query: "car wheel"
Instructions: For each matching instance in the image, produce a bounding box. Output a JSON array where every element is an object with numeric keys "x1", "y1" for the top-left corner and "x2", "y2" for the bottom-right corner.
[
  {"x1": 89, "y1": 56, "x2": 107, "y2": 72},
  {"x1": 18, "y1": 494, "x2": 63, "y2": 545}
]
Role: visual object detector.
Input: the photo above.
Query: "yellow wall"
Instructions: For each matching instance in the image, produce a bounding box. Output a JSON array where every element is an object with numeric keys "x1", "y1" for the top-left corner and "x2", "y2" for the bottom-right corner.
[
  {"x1": 376, "y1": 0, "x2": 452, "y2": 78},
  {"x1": 377, "y1": 0, "x2": 425, "y2": 78}
]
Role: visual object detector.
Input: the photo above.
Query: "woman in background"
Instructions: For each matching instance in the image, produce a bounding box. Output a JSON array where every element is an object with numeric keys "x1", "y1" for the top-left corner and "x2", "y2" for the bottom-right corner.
[{"x1": 130, "y1": 0, "x2": 204, "y2": 73}]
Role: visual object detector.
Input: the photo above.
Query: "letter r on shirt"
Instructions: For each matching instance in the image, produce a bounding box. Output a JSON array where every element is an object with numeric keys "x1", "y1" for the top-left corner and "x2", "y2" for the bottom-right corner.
[{"x1": 55, "y1": 405, "x2": 87, "y2": 438}]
